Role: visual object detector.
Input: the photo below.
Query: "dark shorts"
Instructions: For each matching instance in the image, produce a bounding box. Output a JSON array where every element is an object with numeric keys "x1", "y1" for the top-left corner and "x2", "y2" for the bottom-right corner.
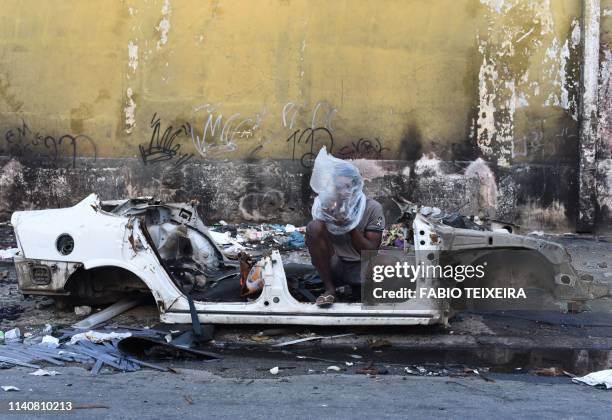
[{"x1": 330, "y1": 255, "x2": 362, "y2": 286}]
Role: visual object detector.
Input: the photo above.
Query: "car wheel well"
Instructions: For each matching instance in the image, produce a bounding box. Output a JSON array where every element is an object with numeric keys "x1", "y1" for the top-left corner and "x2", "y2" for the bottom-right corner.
[{"x1": 63, "y1": 265, "x2": 155, "y2": 306}]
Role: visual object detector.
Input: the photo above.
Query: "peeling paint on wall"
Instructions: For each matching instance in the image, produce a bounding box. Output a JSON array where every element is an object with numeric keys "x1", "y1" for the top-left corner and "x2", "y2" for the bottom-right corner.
[
  {"x1": 542, "y1": 20, "x2": 581, "y2": 119},
  {"x1": 124, "y1": 88, "x2": 136, "y2": 134},
  {"x1": 128, "y1": 41, "x2": 139, "y2": 73},
  {"x1": 597, "y1": 46, "x2": 612, "y2": 219},
  {"x1": 156, "y1": 0, "x2": 172, "y2": 50},
  {"x1": 465, "y1": 158, "x2": 499, "y2": 216},
  {"x1": 414, "y1": 153, "x2": 443, "y2": 177},
  {"x1": 474, "y1": 0, "x2": 581, "y2": 168}
]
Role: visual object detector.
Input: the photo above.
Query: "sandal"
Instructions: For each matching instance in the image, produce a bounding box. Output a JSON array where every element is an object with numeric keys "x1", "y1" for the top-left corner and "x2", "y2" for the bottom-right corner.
[{"x1": 316, "y1": 293, "x2": 335, "y2": 307}]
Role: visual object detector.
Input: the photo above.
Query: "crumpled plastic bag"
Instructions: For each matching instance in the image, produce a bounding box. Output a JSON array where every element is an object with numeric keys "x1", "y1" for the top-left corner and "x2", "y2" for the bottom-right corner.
[
  {"x1": 572, "y1": 369, "x2": 612, "y2": 389},
  {"x1": 311, "y1": 147, "x2": 366, "y2": 235}
]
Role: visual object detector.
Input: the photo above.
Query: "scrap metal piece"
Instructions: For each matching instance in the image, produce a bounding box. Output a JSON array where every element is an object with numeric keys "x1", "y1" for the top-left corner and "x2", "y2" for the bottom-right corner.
[
  {"x1": 272, "y1": 333, "x2": 354, "y2": 348},
  {"x1": 72, "y1": 298, "x2": 141, "y2": 329},
  {"x1": 117, "y1": 336, "x2": 221, "y2": 360}
]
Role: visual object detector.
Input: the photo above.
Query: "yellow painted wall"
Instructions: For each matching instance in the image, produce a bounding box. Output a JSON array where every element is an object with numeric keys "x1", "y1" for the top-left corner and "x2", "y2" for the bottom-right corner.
[{"x1": 0, "y1": 0, "x2": 584, "y2": 165}]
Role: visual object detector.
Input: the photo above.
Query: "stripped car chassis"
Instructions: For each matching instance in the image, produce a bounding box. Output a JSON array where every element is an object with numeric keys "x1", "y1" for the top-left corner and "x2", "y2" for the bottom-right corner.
[{"x1": 12, "y1": 195, "x2": 587, "y2": 326}]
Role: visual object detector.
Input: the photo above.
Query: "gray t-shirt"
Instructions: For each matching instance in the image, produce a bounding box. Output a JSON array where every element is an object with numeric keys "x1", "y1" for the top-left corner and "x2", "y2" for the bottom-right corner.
[{"x1": 329, "y1": 198, "x2": 385, "y2": 262}]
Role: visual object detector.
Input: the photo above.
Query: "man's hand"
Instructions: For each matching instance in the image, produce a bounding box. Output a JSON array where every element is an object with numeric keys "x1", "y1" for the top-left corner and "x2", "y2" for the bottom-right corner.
[{"x1": 349, "y1": 228, "x2": 382, "y2": 252}]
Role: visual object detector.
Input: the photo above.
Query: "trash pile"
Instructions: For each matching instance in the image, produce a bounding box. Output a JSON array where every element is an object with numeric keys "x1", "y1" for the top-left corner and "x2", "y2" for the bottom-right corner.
[
  {"x1": 0, "y1": 297, "x2": 221, "y2": 376},
  {"x1": 208, "y1": 222, "x2": 306, "y2": 255},
  {"x1": 382, "y1": 224, "x2": 407, "y2": 249},
  {"x1": 208, "y1": 220, "x2": 415, "y2": 256}
]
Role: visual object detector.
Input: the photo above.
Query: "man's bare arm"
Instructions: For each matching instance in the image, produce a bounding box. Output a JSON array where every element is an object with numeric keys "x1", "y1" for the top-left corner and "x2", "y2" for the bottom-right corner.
[{"x1": 349, "y1": 229, "x2": 382, "y2": 252}]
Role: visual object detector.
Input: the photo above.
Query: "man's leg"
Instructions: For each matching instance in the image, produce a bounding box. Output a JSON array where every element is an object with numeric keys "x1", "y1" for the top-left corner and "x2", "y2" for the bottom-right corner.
[{"x1": 305, "y1": 220, "x2": 336, "y2": 299}]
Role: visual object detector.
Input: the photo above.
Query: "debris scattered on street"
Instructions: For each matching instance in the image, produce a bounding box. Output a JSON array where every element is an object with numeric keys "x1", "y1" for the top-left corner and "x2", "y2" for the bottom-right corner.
[
  {"x1": 40, "y1": 335, "x2": 60, "y2": 348},
  {"x1": 356, "y1": 362, "x2": 388, "y2": 376},
  {"x1": 250, "y1": 333, "x2": 272, "y2": 342},
  {"x1": 74, "y1": 305, "x2": 92, "y2": 317},
  {"x1": 269, "y1": 366, "x2": 279, "y2": 375},
  {"x1": 327, "y1": 365, "x2": 341, "y2": 371},
  {"x1": 0, "y1": 325, "x2": 208, "y2": 376},
  {"x1": 30, "y1": 369, "x2": 61, "y2": 376},
  {"x1": 70, "y1": 330, "x2": 133, "y2": 345},
  {"x1": 534, "y1": 367, "x2": 567, "y2": 377},
  {"x1": 72, "y1": 298, "x2": 141, "y2": 329},
  {"x1": 272, "y1": 333, "x2": 354, "y2": 347},
  {"x1": 0, "y1": 247, "x2": 19, "y2": 260},
  {"x1": 4, "y1": 328, "x2": 21, "y2": 343},
  {"x1": 1, "y1": 386, "x2": 20, "y2": 392},
  {"x1": 572, "y1": 369, "x2": 612, "y2": 389},
  {"x1": 117, "y1": 336, "x2": 221, "y2": 361},
  {"x1": 367, "y1": 338, "x2": 392, "y2": 349}
]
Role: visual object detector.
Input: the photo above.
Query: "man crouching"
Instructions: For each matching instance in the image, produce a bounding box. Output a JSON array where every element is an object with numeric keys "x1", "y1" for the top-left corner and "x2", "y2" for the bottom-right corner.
[{"x1": 305, "y1": 148, "x2": 385, "y2": 306}]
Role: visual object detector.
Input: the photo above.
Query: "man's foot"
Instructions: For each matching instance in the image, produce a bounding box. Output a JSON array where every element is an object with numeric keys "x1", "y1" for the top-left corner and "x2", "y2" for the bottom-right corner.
[{"x1": 315, "y1": 292, "x2": 335, "y2": 307}]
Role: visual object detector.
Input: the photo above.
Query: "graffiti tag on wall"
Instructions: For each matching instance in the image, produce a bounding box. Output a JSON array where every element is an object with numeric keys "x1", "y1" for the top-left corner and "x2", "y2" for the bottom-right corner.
[
  {"x1": 190, "y1": 104, "x2": 263, "y2": 158},
  {"x1": 139, "y1": 113, "x2": 193, "y2": 168},
  {"x1": 2, "y1": 120, "x2": 97, "y2": 168},
  {"x1": 283, "y1": 101, "x2": 336, "y2": 168},
  {"x1": 337, "y1": 138, "x2": 388, "y2": 160}
]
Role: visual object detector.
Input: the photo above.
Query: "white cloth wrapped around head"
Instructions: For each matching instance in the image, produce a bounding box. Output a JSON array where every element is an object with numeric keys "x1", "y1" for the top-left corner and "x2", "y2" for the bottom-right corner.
[{"x1": 310, "y1": 147, "x2": 366, "y2": 235}]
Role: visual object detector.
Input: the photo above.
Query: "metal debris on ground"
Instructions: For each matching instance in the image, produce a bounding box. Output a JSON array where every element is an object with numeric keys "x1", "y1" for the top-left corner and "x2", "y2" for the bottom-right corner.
[
  {"x1": 117, "y1": 336, "x2": 221, "y2": 361},
  {"x1": 271, "y1": 333, "x2": 355, "y2": 347},
  {"x1": 1, "y1": 386, "x2": 20, "y2": 392},
  {"x1": 71, "y1": 298, "x2": 141, "y2": 329},
  {"x1": 0, "y1": 326, "x2": 205, "y2": 375}
]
